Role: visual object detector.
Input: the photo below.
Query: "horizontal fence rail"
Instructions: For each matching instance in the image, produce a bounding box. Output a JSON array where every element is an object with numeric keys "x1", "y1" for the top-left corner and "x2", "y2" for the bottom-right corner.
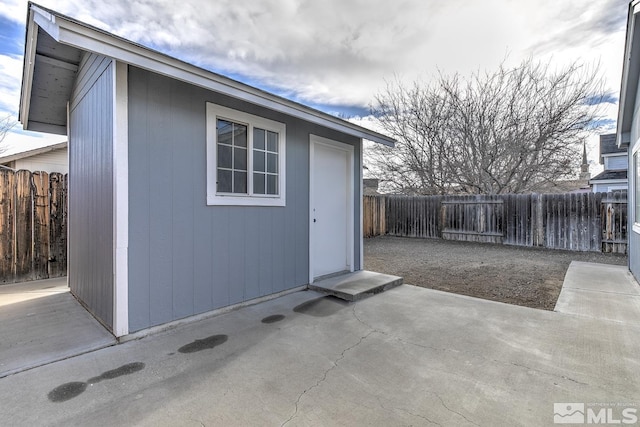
[
  {"x1": 0, "y1": 170, "x2": 68, "y2": 284},
  {"x1": 364, "y1": 191, "x2": 627, "y2": 254}
]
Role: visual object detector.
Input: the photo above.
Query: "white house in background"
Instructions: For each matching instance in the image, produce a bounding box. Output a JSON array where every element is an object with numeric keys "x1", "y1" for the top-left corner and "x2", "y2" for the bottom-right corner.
[
  {"x1": 0, "y1": 141, "x2": 68, "y2": 173},
  {"x1": 589, "y1": 134, "x2": 628, "y2": 193}
]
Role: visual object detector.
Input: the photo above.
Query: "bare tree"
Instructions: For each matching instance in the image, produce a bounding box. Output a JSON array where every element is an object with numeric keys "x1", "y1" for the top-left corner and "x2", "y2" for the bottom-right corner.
[
  {"x1": 0, "y1": 114, "x2": 16, "y2": 155},
  {"x1": 368, "y1": 60, "x2": 605, "y2": 194}
]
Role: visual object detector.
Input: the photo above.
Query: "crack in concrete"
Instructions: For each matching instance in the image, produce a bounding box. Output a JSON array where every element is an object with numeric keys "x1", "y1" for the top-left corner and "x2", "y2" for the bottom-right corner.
[
  {"x1": 374, "y1": 392, "x2": 442, "y2": 425},
  {"x1": 508, "y1": 361, "x2": 589, "y2": 386},
  {"x1": 398, "y1": 407, "x2": 443, "y2": 426},
  {"x1": 355, "y1": 305, "x2": 444, "y2": 426},
  {"x1": 353, "y1": 304, "x2": 594, "y2": 390},
  {"x1": 433, "y1": 392, "x2": 480, "y2": 426},
  {"x1": 351, "y1": 303, "x2": 378, "y2": 332},
  {"x1": 281, "y1": 323, "x2": 374, "y2": 427}
]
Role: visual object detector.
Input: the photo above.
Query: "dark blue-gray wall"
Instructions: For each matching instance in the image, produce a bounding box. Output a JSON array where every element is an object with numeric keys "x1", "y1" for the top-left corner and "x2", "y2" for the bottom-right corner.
[
  {"x1": 68, "y1": 53, "x2": 114, "y2": 329},
  {"x1": 629, "y1": 79, "x2": 640, "y2": 281},
  {"x1": 629, "y1": 138, "x2": 639, "y2": 280},
  {"x1": 127, "y1": 66, "x2": 361, "y2": 332}
]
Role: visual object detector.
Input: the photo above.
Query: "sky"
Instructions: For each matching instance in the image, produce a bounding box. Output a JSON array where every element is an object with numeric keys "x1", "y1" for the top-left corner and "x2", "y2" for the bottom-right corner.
[{"x1": 0, "y1": 0, "x2": 630, "y2": 172}]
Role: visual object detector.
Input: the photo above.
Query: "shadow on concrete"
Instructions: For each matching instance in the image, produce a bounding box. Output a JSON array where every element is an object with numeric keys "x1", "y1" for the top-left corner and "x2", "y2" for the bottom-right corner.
[{"x1": 0, "y1": 278, "x2": 115, "y2": 378}]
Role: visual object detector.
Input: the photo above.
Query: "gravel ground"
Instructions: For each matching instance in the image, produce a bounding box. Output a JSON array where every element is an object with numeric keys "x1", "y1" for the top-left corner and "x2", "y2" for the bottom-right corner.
[{"x1": 364, "y1": 236, "x2": 628, "y2": 310}]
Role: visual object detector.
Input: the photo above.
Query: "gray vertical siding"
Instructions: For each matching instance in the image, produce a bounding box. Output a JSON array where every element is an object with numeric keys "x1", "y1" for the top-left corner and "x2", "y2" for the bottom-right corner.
[
  {"x1": 628, "y1": 77, "x2": 640, "y2": 280},
  {"x1": 68, "y1": 52, "x2": 114, "y2": 329},
  {"x1": 127, "y1": 66, "x2": 361, "y2": 332}
]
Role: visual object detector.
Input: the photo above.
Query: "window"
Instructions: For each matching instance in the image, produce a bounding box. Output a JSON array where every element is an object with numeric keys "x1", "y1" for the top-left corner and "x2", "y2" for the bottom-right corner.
[{"x1": 207, "y1": 103, "x2": 286, "y2": 206}]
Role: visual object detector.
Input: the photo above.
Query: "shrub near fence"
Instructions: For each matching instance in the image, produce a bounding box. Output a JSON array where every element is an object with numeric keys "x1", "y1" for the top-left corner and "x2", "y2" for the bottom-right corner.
[
  {"x1": 0, "y1": 170, "x2": 67, "y2": 283},
  {"x1": 364, "y1": 192, "x2": 627, "y2": 254}
]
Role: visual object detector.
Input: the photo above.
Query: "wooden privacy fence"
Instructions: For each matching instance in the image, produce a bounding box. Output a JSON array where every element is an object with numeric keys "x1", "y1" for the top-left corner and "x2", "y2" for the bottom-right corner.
[
  {"x1": 364, "y1": 192, "x2": 627, "y2": 254},
  {"x1": 0, "y1": 170, "x2": 67, "y2": 284}
]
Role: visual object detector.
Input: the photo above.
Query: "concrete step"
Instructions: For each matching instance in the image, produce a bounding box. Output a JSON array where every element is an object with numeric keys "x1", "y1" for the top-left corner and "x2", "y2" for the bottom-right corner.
[{"x1": 309, "y1": 270, "x2": 403, "y2": 301}]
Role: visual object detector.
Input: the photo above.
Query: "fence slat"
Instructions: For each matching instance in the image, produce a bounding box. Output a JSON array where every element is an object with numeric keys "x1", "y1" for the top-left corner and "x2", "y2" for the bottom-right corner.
[
  {"x1": 49, "y1": 173, "x2": 67, "y2": 277},
  {"x1": 14, "y1": 171, "x2": 33, "y2": 282},
  {"x1": 33, "y1": 172, "x2": 50, "y2": 280}
]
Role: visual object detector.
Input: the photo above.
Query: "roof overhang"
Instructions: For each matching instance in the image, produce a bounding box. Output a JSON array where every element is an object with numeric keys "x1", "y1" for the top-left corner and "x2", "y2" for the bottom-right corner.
[
  {"x1": 589, "y1": 179, "x2": 628, "y2": 185},
  {"x1": 19, "y1": 3, "x2": 396, "y2": 146},
  {"x1": 0, "y1": 141, "x2": 67, "y2": 164},
  {"x1": 617, "y1": 0, "x2": 640, "y2": 148}
]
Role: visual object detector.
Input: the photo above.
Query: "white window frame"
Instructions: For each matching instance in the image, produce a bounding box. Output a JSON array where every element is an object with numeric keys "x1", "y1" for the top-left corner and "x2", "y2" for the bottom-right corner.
[
  {"x1": 206, "y1": 102, "x2": 286, "y2": 206},
  {"x1": 634, "y1": 148, "x2": 640, "y2": 233}
]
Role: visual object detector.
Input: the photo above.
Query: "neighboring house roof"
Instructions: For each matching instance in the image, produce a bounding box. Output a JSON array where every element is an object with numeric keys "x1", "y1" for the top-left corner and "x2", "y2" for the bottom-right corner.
[
  {"x1": 617, "y1": 1, "x2": 640, "y2": 147},
  {"x1": 20, "y1": 2, "x2": 395, "y2": 147},
  {"x1": 0, "y1": 141, "x2": 67, "y2": 164},
  {"x1": 528, "y1": 179, "x2": 591, "y2": 194},
  {"x1": 589, "y1": 170, "x2": 628, "y2": 182},
  {"x1": 599, "y1": 133, "x2": 625, "y2": 164}
]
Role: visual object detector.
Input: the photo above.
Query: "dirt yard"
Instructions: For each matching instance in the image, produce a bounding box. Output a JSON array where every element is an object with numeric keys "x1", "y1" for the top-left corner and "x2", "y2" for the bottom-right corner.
[{"x1": 364, "y1": 236, "x2": 628, "y2": 310}]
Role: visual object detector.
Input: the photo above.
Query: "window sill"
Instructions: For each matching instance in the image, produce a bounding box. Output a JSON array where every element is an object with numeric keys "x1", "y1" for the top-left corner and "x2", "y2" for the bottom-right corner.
[
  {"x1": 633, "y1": 223, "x2": 640, "y2": 235},
  {"x1": 207, "y1": 195, "x2": 286, "y2": 207}
]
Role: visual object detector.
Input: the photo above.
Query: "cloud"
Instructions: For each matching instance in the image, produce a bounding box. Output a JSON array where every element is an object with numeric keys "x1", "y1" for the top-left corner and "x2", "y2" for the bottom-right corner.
[
  {"x1": 0, "y1": 0, "x2": 630, "y2": 119},
  {"x1": 0, "y1": 53, "x2": 24, "y2": 115},
  {"x1": 529, "y1": 0, "x2": 628, "y2": 53}
]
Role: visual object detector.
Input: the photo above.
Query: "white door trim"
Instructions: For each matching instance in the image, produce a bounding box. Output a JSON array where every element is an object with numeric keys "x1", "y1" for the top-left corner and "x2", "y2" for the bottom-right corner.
[{"x1": 309, "y1": 134, "x2": 355, "y2": 284}]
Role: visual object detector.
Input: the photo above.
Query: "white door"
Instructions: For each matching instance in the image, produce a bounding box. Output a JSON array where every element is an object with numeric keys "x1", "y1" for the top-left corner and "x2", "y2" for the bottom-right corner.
[{"x1": 310, "y1": 136, "x2": 354, "y2": 281}]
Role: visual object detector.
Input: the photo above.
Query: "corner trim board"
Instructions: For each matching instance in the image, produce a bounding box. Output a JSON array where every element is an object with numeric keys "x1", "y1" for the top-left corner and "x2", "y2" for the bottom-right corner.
[{"x1": 113, "y1": 60, "x2": 129, "y2": 337}]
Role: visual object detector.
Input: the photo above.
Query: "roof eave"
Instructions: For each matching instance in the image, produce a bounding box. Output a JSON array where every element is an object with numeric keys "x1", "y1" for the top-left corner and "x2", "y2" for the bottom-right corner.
[
  {"x1": 18, "y1": 5, "x2": 38, "y2": 130},
  {"x1": 617, "y1": 1, "x2": 640, "y2": 148},
  {"x1": 589, "y1": 179, "x2": 628, "y2": 184},
  {"x1": 25, "y1": 3, "x2": 395, "y2": 147},
  {"x1": 0, "y1": 141, "x2": 67, "y2": 163}
]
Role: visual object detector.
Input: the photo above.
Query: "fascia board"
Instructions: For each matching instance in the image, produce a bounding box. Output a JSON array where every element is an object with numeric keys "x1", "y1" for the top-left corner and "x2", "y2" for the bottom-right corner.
[
  {"x1": 588, "y1": 179, "x2": 628, "y2": 184},
  {"x1": 618, "y1": 4, "x2": 640, "y2": 137},
  {"x1": 19, "y1": 10, "x2": 38, "y2": 129}
]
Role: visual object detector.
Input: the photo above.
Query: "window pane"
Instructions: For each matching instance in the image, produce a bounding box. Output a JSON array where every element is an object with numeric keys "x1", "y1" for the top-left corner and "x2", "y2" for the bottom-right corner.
[
  {"x1": 267, "y1": 131, "x2": 278, "y2": 152},
  {"x1": 217, "y1": 144, "x2": 232, "y2": 168},
  {"x1": 234, "y1": 147, "x2": 247, "y2": 170},
  {"x1": 254, "y1": 173, "x2": 265, "y2": 194},
  {"x1": 267, "y1": 174, "x2": 277, "y2": 195},
  {"x1": 234, "y1": 123, "x2": 247, "y2": 147},
  {"x1": 217, "y1": 169, "x2": 232, "y2": 193},
  {"x1": 267, "y1": 153, "x2": 278, "y2": 173},
  {"x1": 217, "y1": 119, "x2": 233, "y2": 145},
  {"x1": 254, "y1": 128, "x2": 265, "y2": 150},
  {"x1": 254, "y1": 150, "x2": 265, "y2": 172},
  {"x1": 234, "y1": 171, "x2": 247, "y2": 193}
]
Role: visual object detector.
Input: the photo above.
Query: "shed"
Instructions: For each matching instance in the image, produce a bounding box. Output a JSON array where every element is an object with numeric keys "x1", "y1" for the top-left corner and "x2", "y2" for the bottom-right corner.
[{"x1": 19, "y1": 3, "x2": 395, "y2": 337}]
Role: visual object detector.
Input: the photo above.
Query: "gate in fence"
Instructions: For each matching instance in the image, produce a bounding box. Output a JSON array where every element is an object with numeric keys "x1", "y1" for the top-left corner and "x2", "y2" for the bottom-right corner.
[
  {"x1": 364, "y1": 191, "x2": 627, "y2": 254},
  {"x1": 442, "y1": 196, "x2": 504, "y2": 244},
  {"x1": 0, "y1": 170, "x2": 68, "y2": 284}
]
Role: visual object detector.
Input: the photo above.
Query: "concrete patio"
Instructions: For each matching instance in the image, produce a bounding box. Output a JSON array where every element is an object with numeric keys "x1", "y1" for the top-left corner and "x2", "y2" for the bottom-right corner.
[
  {"x1": 0, "y1": 278, "x2": 115, "y2": 378},
  {"x1": 0, "y1": 262, "x2": 638, "y2": 426}
]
